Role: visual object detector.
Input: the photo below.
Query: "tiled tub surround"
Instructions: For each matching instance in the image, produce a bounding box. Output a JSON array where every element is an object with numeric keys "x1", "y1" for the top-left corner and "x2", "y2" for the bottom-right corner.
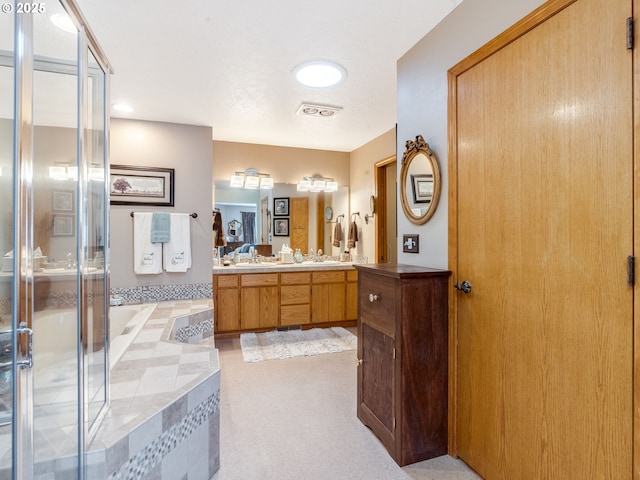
[
  {"x1": 111, "y1": 283, "x2": 213, "y2": 306},
  {"x1": 85, "y1": 299, "x2": 220, "y2": 480}
]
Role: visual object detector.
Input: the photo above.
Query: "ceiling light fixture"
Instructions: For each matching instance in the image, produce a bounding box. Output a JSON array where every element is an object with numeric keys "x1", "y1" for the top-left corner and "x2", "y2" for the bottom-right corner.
[
  {"x1": 297, "y1": 175, "x2": 338, "y2": 193},
  {"x1": 293, "y1": 60, "x2": 347, "y2": 88},
  {"x1": 50, "y1": 13, "x2": 76, "y2": 33},
  {"x1": 229, "y1": 168, "x2": 273, "y2": 190},
  {"x1": 112, "y1": 103, "x2": 134, "y2": 113}
]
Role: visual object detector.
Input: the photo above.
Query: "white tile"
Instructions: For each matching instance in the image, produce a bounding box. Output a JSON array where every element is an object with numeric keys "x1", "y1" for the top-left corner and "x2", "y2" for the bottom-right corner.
[
  {"x1": 120, "y1": 348, "x2": 154, "y2": 362},
  {"x1": 110, "y1": 380, "x2": 140, "y2": 400},
  {"x1": 136, "y1": 365, "x2": 179, "y2": 396},
  {"x1": 179, "y1": 352, "x2": 210, "y2": 364},
  {"x1": 174, "y1": 374, "x2": 199, "y2": 390},
  {"x1": 129, "y1": 411, "x2": 162, "y2": 458},
  {"x1": 133, "y1": 328, "x2": 164, "y2": 343}
]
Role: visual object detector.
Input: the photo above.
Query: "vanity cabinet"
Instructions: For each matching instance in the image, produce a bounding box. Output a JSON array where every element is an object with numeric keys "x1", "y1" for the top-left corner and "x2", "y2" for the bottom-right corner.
[
  {"x1": 213, "y1": 267, "x2": 358, "y2": 335},
  {"x1": 354, "y1": 264, "x2": 450, "y2": 466}
]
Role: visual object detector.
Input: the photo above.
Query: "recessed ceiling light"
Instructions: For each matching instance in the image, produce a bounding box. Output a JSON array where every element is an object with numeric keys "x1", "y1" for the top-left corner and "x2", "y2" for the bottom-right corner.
[
  {"x1": 293, "y1": 61, "x2": 347, "y2": 88},
  {"x1": 50, "y1": 13, "x2": 76, "y2": 33},
  {"x1": 112, "y1": 103, "x2": 134, "y2": 113}
]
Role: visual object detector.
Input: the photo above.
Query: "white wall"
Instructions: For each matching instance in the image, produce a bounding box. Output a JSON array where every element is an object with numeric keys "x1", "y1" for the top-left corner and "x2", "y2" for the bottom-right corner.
[
  {"x1": 109, "y1": 119, "x2": 213, "y2": 289},
  {"x1": 396, "y1": 0, "x2": 547, "y2": 268}
]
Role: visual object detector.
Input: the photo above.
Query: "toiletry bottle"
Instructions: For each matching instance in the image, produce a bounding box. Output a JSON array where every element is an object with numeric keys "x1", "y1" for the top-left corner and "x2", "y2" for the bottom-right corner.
[{"x1": 295, "y1": 248, "x2": 303, "y2": 263}]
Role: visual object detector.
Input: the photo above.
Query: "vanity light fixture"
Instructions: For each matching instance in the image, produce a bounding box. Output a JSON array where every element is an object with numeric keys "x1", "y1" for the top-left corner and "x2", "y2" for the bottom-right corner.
[
  {"x1": 293, "y1": 60, "x2": 347, "y2": 88},
  {"x1": 229, "y1": 168, "x2": 273, "y2": 189},
  {"x1": 297, "y1": 175, "x2": 338, "y2": 193}
]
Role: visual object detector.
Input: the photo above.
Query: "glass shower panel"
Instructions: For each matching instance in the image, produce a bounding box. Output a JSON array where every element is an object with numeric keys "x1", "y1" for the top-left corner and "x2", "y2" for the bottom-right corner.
[
  {"x1": 85, "y1": 50, "x2": 107, "y2": 433},
  {"x1": 0, "y1": 10, "x2": 14, "y2": 478},
  {"x1": 32, "y1": 3, "x2": 80, "y2": 473}
]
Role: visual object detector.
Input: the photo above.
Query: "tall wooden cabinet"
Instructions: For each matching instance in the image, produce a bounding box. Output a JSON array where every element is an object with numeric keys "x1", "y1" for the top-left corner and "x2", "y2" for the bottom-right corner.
[{"x1": 354, "y1": 264, "x2": 450, "y2": 466}]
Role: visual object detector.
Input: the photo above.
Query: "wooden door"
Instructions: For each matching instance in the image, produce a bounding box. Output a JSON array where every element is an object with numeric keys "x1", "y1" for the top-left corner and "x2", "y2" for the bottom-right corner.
[
  {"x1": 290, "y1": 197, "x2": 308, "y2": 253},
  {"x1": 450, "y1": 0, "x2": 633, "y2": 478},
  {"x1": 261, "y1": 196, "x2": 269, "y2": 244}
]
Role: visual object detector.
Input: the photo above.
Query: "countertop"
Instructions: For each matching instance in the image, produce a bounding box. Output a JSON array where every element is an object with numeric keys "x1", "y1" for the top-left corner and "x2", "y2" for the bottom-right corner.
[{"x1": 212, "y1": 261, "x2": 358, "y2": 274}]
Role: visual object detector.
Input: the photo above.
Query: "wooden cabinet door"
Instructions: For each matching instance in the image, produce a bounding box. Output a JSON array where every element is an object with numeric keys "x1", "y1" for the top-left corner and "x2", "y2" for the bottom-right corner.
[
  {"x1": 358, "y1": 322, "x2": 395, "y2": 453},
  {"x1": 216, "y1": 288, "x2": 239, "y2": 332},
  {"x1": 290, "y1": 197, "x2": 308, "y2": 253},
  {"x1": 311, "y1": 283, "x2": 345, "y2": 323},
  {"x1": 452, "y1": 0, "x2": 633, "y2": 477},
  {"x1": 241, "y1": 286, "x2": 279, "y2": 329}
]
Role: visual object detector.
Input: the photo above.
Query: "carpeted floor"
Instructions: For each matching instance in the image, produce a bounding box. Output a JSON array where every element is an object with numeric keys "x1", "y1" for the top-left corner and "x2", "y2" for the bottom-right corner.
[{"x1": 213, "y1": 329, "x2": 481, "y2": 480}]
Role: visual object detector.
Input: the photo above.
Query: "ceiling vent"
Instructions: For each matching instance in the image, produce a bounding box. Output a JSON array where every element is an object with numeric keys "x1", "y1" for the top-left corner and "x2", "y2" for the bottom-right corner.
[{"x1": 296, "y1": 103, "x2": 342, "y2": 118}]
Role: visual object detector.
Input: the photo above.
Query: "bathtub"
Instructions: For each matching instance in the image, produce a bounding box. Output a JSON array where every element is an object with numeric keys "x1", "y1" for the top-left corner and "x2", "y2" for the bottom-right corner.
[{"x1": 29, "y1": 303, "x2": 156, "y2": 372}]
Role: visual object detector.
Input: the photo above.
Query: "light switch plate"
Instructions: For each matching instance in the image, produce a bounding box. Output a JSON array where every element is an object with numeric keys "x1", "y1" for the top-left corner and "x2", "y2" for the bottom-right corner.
[{"x1": 402, "y1": 234, "x2": 419, "y2": 253}]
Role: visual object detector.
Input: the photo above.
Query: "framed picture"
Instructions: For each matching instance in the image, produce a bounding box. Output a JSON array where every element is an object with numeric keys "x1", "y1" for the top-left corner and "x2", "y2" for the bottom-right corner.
[
  {"x1": 110, "y1": 165, "x2": 175, "y2": 206},
  {"x1": 273, "y1": 218, "x2": 289, "y2": 236},
  {"x1": 52, "y1": 190, "x2": 74, "y2": 213},
  {"x1": 411, "y1": 174, "x2": 434, "y2": 204},
  {"x1": 274, "y1": 197, "x2": 289, "y2": 216},
  {"x1": 52, "y1": 215, "x2": 75, "y2": 237}
]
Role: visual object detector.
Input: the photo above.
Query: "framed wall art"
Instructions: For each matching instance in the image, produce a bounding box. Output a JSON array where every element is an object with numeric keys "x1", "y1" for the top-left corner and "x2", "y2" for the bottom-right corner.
[
  {"x1": 52, "y1": 190, "x2": 74, "y2": 213},
  {"x1": 52, "y1": 215, "x2": 75, "y2": 237},
  {"x1": 110, "y1": 165, "x2": 175, "y2": 206},
  {"x1": 274, "y1": 197, "x2": 289, "y2": 216},
  {"x1": 273, "y1": 218, "x2": 289, "y2": 236}
]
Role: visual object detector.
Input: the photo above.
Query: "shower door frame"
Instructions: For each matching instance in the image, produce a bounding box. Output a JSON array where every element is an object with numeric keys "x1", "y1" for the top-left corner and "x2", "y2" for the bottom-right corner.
[{"x1": 10, "y1": 1, "x2": 112, "y2": 477}]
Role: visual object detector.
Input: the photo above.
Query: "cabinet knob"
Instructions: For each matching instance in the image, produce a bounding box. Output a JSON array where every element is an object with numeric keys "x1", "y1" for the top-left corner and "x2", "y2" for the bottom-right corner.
[{"x1": 368, "y1": 293, "x2": 380, "y2": 303}]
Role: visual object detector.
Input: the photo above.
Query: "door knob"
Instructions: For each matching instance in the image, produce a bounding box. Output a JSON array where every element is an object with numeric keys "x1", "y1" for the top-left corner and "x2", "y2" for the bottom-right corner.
[
  {"x1": 369, "y1": 293, "x2": 380, "y2": 302},
  {"x1": 454, "y1": 280, "x2": 472, "y2": 294}
]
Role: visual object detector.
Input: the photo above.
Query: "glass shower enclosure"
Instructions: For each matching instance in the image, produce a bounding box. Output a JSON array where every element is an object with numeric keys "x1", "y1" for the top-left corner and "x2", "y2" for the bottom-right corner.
[{"x1": 0, "y1": 0, "x2": 112, "y2": 477}]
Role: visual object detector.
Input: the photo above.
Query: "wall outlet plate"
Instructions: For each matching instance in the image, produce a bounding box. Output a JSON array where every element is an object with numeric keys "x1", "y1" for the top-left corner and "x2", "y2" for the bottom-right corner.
[{"x1": 402, "y1": 234, "x2": 419, "y2": 253}]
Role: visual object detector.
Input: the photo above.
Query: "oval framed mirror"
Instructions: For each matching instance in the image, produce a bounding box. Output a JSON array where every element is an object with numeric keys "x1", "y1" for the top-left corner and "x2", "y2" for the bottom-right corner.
[{"x1": 400, "y1": 135, "x2": 441, "y2": 225}]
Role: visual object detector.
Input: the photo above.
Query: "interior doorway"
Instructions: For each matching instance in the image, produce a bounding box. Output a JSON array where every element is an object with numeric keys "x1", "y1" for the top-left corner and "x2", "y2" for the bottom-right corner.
[{"x1": 374, "y1": 156, "x2": 397, "y2": 263}]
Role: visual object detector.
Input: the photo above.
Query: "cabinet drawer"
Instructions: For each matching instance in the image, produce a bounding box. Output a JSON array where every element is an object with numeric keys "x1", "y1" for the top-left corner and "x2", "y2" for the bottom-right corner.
[
  {"x1": 241, "y1": 273, "x2": 278, "y2": 287},
  {"x1": 359, "y1": 273, "x2": 396, "y2": 337},
  {"x1": 280, "y1": 304, "x2": 311, "y2": 326},
  {"x1": 281, "y1": 285, "x2": 310, "y2": 305},
  {"x1": 216, "y1": 275, "x2": 238, "y2": 288},
  {"x1": 312, "y1": 271, "x2": 345, "y2": 284},
  {"x1": 281, "y1": 272, "x2": 311, "y2": 285},
  {"x1": 347, "y1": 270, "x2": 358, "y2": 282}
]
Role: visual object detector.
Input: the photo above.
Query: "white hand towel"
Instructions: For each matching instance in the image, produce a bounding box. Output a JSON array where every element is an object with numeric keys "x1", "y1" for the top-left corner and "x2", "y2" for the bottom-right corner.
[
  {"x1": 163, "y1": 213, "x2": 192, "y2": 272},
  {"x1": 133, "y1": 213, "x2": 162, "y2": 274}
]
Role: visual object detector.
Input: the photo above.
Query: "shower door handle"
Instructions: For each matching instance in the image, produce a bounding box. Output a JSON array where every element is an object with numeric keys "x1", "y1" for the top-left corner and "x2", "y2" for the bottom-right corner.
[{"x1": 16, "y1": 322, "x2": 33, "y2": 369}]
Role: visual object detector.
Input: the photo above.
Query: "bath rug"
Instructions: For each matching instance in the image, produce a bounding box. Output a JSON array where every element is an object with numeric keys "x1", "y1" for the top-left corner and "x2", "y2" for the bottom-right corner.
[{"x1": 240, "y1": 327, "x2": 357, "y2": 363}]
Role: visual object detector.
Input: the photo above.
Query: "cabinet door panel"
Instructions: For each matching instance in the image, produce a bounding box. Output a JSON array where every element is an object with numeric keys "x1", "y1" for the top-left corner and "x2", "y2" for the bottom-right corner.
[
  {"x1": 259, "y1": 286, "x2": 279, "y2": 328},
  {"x1": 217, "y1": 288, "x2": 239, "y2": 332},
  {"x1": 281, "y1": 304, "x2": 310, "y2": 326},
  {"x1": 361, "y1": 322, "x2": 395, "y2": 434},
  {"x1": 240, "y1": 288, "x2": 261, "y2": 330},
  {"x1": 312, "y1": 284, "x2": 345, "y2": 323}
]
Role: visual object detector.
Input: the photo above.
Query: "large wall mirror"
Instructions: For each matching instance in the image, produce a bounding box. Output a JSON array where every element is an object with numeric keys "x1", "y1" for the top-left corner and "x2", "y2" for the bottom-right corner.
[
  {"x1": 214, "y1": 181, "x2": 349, "y2": 254},
  {"x1": 400, "y1": 135, "x2": 441, "y2": 225}
]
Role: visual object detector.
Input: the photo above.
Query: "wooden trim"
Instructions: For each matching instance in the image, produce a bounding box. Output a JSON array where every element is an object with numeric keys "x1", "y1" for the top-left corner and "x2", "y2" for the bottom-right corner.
[
  {"x1": 374, "y1": 155, "x2": 396, "y2": 263},
  {"x1": 446, "y1": 0, "x2": 579, "y2": 460},
  {"x1": 447, "y1": 69, "x2": 459, "y2": 458},
  {"x1": 633, "y1": 1, "x2": 640, "y2": 478}
]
